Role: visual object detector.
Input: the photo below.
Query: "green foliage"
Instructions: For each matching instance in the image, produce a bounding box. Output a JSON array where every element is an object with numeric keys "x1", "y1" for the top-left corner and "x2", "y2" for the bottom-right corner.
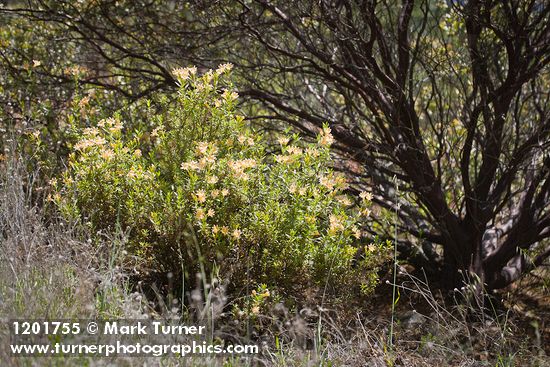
[{"x1": 55, "y1": 66, "x2": 388, "y2": 295}]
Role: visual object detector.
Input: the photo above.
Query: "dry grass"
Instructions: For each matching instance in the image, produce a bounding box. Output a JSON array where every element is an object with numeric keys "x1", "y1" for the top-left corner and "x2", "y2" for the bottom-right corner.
[{"x1": 256, "y1": 271, "x2": 548, "y2": 367}]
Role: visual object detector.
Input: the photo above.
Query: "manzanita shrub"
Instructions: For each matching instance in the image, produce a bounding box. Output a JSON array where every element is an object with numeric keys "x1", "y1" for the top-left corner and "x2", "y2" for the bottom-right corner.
[{"x1": 54, "y1": 66, "x2": 388, "y2": 296}]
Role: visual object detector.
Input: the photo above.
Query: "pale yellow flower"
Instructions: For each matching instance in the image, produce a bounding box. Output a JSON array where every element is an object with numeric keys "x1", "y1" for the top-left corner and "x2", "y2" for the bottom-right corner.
[
  {"x1": 221, "y1": 189, "x2": 229, "y2": 197},
  {"x1": 334, "y1": 175, "x2": 349, "y2": 190},
  {"x1": 83, "y1": 127, "x2": 99, "y2": 136},
  {"x1": 275, "y1": 155, "x2": 295, "y2": 164},
  {"x1": 142, "y1": 171, "x2": 154, "y2": 180},
  {"x1": 203, "y1": 70, "x2": 214, "y2": 83},
  {"x1": 207, "y1": 209, "x2": 215, "y2": 217},
  {"x1": 74, "y1": 136, "x2": 106, "y2": 151},
  {"x1": 195, "y1": 190, "x2": 207, "y2": 203},
  {"x1": 79, "y1": 96, "x2": 90, "y2": 108},
  {"x1": 207, "y1": 175, "x2": 219, "y2": 185},
  {"x1": 319, "y1": 175, "x2": 336, "y2": 190},
  {"x1": 92, "y1": 137, "x2": 107, "y2": 146},
  {"x1": 205, "y1": 154, "x2": 216, "y2": 165},
  {"x1": 195, "y1": 207, "x2": 206, "y2": 220},
  {"x1": 151, "y1": 126, "x2": 163, "y2": 137},
  {"x1": 172, "y1": 68, "x2": 187, "y2": 80},
  {"x1": 198, "y1": 158, "x2": 209, "y2": 170},
  {"x1": 329, "y1": 214, "x2": 345, "y2": 233},
  {"x1": 305, "y1": 147, "x2": 320, "y2": 157},
  {"x1": 243, "y1": 159, "x2": 256, "y2": 168},
  {"x1": 196, "y1": 141, "x2": 209, "y2": 155},
  {"x1": 211, "y1": 189, "x2": 220, "y2": 198},
  {"x1": 181, "y1": 161, "x2": 198, "y2": 171},
  {"x1": 221, "y1": 226, "x2": 230, "y2": 235},
  {"x1": 98, "y1": 117, "x2": 115, "y2": 128},
  {"x1": 352, "y1": 226, "x2": 362, "y2": 239},
  {"x1": 222, "y1": 90, "x2": 238, "y2": 101},
  {"x1": 228, "y1": 159, "x2": 256, "y2": 175},
  {"x1": 101, "y1": 149, "x2": 115, "y2": 160},
  {"x1": 319, "y1": 126, "x2": 335, "y2": 146},
  {"x1": 212, "y1": 225, "x2": 220, "y2": 235},
  {"x1": 196, "y1": 81, "x2": 213, "y2": 92},
  {"x1": 127, "y1": 169, "x2": 139, "y2": 179},
  {"x1": 110, "y1": 121, "x2": 123, "y2": 133},
  {"x1": 359, "y1": 191, "x2": 373, "y2": 201},
  {"x1": 133, "y1": 149, "x2": 142, "y2": 158},
  {"x1": 287, "y1": 146, "x2": 303, "y2": 155},
  {"x1": 232, "y1": 229, "x2": 242, "y2": 240},
  {"x1": 278, "y1": 137, "x2": 290, "y2": 146},
  {"x1": 74, "y1": 140, "x2": 90, "y2": 150},
  {"x1": 216, "y1": 63, "x2": 233, "y2": 74},
  {"x1": 172, "y1": 66, "x2": 197, "y2": 81},
  {"x1": 288, "y1": 183, "x2": 297, "y2": 194},
  {"x1": 337, "y1": 196, "x2": 352, "y2": 206}
]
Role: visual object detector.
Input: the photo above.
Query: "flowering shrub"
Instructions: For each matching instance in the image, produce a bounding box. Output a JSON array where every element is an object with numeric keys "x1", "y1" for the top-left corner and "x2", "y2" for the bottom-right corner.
[{"x1": 55, "y1": 66, "x2": 387, "y2": 295}]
